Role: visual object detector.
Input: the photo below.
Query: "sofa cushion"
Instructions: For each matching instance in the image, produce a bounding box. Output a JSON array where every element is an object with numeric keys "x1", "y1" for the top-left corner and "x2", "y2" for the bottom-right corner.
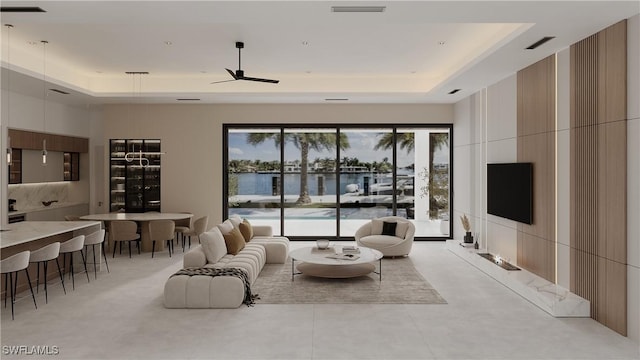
[
  {"x1": 359, "y1": 234, "x2": 404, "y2": 247},
  {"x1": 199, "y1": 228, "x2": 228, "y2": 264},
  {"x1": 217, "y1": 219, "x2": 234, "y2": 235},
  {"x1": 223, "y1": 228, "x2": 246, "y2": 255},
  {"x1": 395, "y1": 221, "x2": 409, "y2": 238},
  {"x1": 382, "y1": 221, "x2": 397, "y2": 236},
  {"x1": 238, "y1": 218, "x2": 253, "y2": 242},
  {"x1": 371, "y1": 219, "x2": 384, "y2": 235}
]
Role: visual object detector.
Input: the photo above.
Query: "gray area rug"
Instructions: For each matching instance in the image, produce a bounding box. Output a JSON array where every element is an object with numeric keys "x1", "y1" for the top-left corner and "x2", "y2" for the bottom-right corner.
[{"x1": 252, "y1": 257, "x2": 447, "y2": 304}]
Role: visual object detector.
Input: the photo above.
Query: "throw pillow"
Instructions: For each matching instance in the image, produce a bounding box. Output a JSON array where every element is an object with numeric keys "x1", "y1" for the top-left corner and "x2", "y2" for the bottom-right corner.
[
  {"x1": 395, "y1": 221, "x2": 410, "y2": 238},
  {"x1": 238, "y1": 218, "x2": 254, "y2": 242},
  {"x1": 382, "y1": 221, "x2": 397, "y2": 236},
  {"x1": 216, "y1": 219, "x2": 234, "y2": 235},
  {"x1": 199, "y1": 228, "x2": 227, "y2": 264},
  {"x1": 223, "y1": 228, "x2": 246, "y2": 255},
  {"x1": 371, "y1": 219, "x2": 384, "y2": 235},
  {"x1": 228, "y1": 216, "x2": 242, "y2": 229}
]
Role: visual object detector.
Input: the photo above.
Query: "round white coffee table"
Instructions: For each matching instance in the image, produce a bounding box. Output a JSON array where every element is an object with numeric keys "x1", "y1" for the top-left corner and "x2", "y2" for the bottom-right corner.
[{"x1": 289, "y1": 245, "x2": 383, "y2": 281}]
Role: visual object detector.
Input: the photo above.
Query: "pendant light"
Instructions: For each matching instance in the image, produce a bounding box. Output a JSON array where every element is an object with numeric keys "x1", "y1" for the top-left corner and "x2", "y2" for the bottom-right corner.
[
  {"x1": 122, "y1": 72, "x2": 165, "y2": 167},
  {"x1": 5, "y1": 24, "x2": 13, "y2": 165},
  {"x1": 41, "y1": 40, "x2": 48, "y2": 165}
]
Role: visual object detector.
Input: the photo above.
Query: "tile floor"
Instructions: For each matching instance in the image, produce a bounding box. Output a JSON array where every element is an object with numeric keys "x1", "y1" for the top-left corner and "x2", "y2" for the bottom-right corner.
[{"x1": 1, "y1": 241, "x2": 638, "y2": 360}]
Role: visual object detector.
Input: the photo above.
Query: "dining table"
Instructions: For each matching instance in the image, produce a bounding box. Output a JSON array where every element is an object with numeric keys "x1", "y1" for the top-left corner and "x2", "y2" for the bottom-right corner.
[{"x1": 79, "y1": 212, "x2": 193, "y2": 252}]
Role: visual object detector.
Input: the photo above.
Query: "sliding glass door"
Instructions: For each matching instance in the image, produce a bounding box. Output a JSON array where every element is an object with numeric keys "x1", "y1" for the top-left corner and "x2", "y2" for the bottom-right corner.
[{"x1": 224, "y1": 124, "x2": 452, "y2": 239}]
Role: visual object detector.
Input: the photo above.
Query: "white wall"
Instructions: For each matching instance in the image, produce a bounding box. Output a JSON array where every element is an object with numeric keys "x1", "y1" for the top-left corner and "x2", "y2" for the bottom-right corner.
[{"x1": 101, "y1": 103, "x2": 453, "y2": 226}]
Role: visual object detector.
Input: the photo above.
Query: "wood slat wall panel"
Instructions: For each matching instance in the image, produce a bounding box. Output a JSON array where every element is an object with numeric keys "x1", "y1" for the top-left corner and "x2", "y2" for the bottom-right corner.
[
  {"x1": 516, "y1": 55, "x2": 556, "y2": 283},
  {"x1": 570, "y1": 20, "x2": 627, "y2": 336}
]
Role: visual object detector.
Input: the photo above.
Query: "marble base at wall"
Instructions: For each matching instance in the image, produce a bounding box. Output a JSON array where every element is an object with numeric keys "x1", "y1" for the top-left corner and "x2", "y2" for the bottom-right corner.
[{"x1": 446, "y1": 240, "x2": 590, "y2": 317}]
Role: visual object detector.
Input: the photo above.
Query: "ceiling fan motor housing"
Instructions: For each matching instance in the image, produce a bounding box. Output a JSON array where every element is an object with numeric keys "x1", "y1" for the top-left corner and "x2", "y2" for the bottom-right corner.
[{"x1": 235, "y1": 70, "x2": 244, "y2": 78}]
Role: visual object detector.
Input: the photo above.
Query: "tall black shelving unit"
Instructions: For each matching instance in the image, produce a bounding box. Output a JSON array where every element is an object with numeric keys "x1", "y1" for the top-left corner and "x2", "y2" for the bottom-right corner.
[{"x1": 110, "y1": 139, "x2": 161, "y2": 213}]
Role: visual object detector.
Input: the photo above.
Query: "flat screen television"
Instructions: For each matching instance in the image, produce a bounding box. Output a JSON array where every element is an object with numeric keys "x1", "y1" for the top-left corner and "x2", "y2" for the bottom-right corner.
[{"x1": 487, "y1": 162, "x2": 533, "y2": 224}]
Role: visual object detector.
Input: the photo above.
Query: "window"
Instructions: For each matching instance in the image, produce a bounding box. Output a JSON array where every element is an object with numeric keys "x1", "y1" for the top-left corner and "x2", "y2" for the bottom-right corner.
[{"x1": 224, "y1": 124, "x2": 452, "y2": 239}]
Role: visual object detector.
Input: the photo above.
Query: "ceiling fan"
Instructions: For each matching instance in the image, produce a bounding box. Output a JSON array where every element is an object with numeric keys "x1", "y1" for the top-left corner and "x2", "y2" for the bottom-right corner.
[{"x1": 211, "y1": 42, "x2": 279, "y2": 84}]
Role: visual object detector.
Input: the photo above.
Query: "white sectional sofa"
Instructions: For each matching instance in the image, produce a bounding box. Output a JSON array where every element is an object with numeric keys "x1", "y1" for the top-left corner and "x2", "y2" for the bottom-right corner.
[{"x1": 164, "y1": 220, "x2": 289, "y2": 309}]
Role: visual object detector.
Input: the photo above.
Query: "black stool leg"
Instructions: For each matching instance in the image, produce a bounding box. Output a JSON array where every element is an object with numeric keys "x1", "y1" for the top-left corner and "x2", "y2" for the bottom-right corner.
[
  {"x1": 90, "y1": 245, "x2": 97, "y2": 279},
  {"x1": 69, "y1": 252, "x2": 75, "y2": 290},
  {"x1": 128, "y1": 241, "x2": 132, "y2": 258},
  {"x1": 80, "y1": 250, "x2": 90, "y2": 283},
  {"x1": 55, "y1": 258, "x2": 66, "y2": 295},
  {"x1": 24, "y1": 269, "x2": 37, "y2": 309},
  {"x1": 9, "y1": 271, "x2": 15, "y2": 320},
  {"x1": 4, "y1": 273, "x2": 8, "y2": 308},
  {"x1": 113, "y1": 242, "x2": 117, "y2": 258},
  {"x1": 102, "y1": 242, "x2": 110, "y2": 273},
  {"x1": 152, "y1": 241, "x2": 156, "y2": 258},
  {"x1": 43, "y1": 261, "x2": 49, "y2": 303}
]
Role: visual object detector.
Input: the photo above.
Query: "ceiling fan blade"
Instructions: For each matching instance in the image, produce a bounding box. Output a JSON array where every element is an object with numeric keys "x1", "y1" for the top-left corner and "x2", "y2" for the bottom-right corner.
[
  {"x1": 240, "y1": 76, "x2": 280, "y2": 84},
  {"x1": 210, "y1": 79, "x2": 238, "y2": 84},
  {"x1": 225, "y1": 68, "x2": 238, "y2": 80}
]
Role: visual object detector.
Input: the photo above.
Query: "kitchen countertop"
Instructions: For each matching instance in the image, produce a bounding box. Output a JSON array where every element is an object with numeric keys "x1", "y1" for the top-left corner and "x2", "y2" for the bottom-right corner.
[
  {"x1": 0, "y1": 221, "x2": 101, "y2": 249},
  {"x1": 9, "y1": 202, "x2": 87, "y2": 216}
]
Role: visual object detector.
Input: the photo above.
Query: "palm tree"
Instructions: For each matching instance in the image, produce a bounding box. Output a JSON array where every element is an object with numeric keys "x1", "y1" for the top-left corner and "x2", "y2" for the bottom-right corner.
[
  {"x1": 374, "y1": 131, "x2": 449, "y2": 218},
  {"x1": 374, "y1": 132, "x2": 415, "y2": 152},
  {"x1": 247, "y1": 132, "x2": 349, "y2": 204}
]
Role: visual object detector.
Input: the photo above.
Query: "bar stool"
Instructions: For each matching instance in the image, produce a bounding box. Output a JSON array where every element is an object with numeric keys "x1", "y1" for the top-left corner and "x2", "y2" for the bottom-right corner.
[
  {"x1": 83, "y1": 229, "x2": 109, "y2": 279},
  {"x1": 59, "y1": 235, "x2": 89, "y2": 290},
  {"x1": 149, "y1": 220, "x2": 175, "y2": 258},
  {"x1": 110, "y1": 221, "x2": 141, "y2": 258},
  {"x1": 1, "y1": 251, "x2": 37, "y2": 320},
  {"x1": 181, "y1": 216, "x2": 208, "y2": 251},
  {"x1": 29, "y1": 242, "x2": 66, "y2": 304}
]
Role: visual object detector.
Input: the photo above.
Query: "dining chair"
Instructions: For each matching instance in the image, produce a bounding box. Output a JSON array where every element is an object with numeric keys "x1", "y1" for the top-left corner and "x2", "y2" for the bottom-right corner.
[
  {"x1": 149, "y1": 220, "x2": 175, "y2": 258},
  {"x1": 110, "y1": 221, "x2": 141, "y2": 258},
  {"x1": 181, "y1": 216, "x2": 208, "y2": 251}
]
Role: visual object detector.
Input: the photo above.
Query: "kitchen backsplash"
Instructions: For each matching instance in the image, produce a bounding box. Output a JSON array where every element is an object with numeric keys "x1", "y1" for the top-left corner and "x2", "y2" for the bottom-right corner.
[{"x1": 8, "y1": 183, "x2": 70, "y2": 211}]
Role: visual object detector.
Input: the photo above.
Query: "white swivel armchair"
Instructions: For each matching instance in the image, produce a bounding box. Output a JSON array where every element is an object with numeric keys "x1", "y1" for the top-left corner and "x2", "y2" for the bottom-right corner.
[{"x1": 355, "y1": 216, "x2": 415, "y2": 257}]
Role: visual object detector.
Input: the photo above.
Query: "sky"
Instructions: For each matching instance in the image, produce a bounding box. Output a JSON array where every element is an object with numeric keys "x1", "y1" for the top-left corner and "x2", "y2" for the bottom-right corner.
[{"x1": 228, "y1": 130, "x2": 449, "y2": 167}]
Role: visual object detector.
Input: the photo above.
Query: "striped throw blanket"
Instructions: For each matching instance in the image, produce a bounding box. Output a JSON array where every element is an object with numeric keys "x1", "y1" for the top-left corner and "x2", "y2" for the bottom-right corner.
[{"x1": 171, "y1": 267, "x2": 259, "y2": 306}]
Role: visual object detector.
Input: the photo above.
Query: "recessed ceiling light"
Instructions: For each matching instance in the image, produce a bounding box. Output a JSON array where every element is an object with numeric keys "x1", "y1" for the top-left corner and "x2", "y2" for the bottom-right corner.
[
  {"x1": 306, "y1": 70, "x2": 312, "y2": 74},
  {"x1": 27, "y1": 41, "x2": 38, "y2": 45},
  {"x1": 438, "y1": 41, "x2": 446, "y2": 45},
  {"x1": 301, "y1": 41, "x2": 309, "y2": 46},
  {"x1": 164, "y1": 41, "x2": 173, "y2": 46},
  {"x1": 410, "y1": 71, "x2": 417, "y2": 74},
  {"x1": 95, "y1": 70, "x2": 103, "y2": 74},
  {"x1": 200, "y1": 71, "x2": 208, "y2": 74}
]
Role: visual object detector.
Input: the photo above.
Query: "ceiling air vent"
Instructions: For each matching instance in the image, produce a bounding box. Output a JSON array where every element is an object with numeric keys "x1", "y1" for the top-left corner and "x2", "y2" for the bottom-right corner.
[
  {"x1": 125, "y1": 71, "x2": 149, "y2": 75},
  {"x1": 448, "y1": 89, "x2": 461, "y2": 95},
  {"x1": 526, "y1": 36, "x2": 555, "y2": 50},
  {"x1": 0, "y1": 7, "x2": 46, "y2": 12},
  {"x1": 325, "y1": 98, "x2": 349, "y2": 101},
  {"x1": 177, "y1": 98, "x2": 201, "y2": 101},
  {"x1": 331, "y1": 6, "x2": 386, "y2": 13}
]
